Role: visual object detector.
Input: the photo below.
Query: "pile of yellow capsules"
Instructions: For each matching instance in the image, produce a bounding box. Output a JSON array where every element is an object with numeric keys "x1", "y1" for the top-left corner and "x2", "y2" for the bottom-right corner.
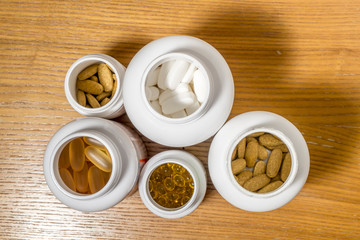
[
  {"x1": 148, "y1": 163, "x2": 194, "y2": 208},
  {"x1": 58, "y1": 137, "x2": 112, "y2": 194}
]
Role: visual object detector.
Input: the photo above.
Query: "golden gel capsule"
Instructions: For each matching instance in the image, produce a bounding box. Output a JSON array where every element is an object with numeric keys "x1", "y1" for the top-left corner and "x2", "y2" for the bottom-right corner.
[
  {"x1": 58, "y1": 144, "x2": 70, "y2": 169},
  {"x1": 83, "y1": 137, "x2": 106, "y2": 150},
  {"x1": 74, "y1": 163, "x2": 89, "y2": 193},
  {"x1": 59, "y1": 168, "x2": 76, "y2": 192},
  {"x1": 69, "y1": 138, "x2": 85, "y2": 171},
  {"x1": 88, "y1": 165, "x2": 105, "y2": 194},
  {"x1": 84, "y1": 146, "x2": 112, "y2": 172}
]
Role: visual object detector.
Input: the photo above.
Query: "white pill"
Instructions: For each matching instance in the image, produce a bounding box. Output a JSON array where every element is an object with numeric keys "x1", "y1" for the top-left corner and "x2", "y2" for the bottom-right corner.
[
  {"x1": 157, "y1": 61, "x2": 175, "y2": 90},
  {"x1": 171, "y1": 110, "x2": 187, "y2": 118},
  {"x1": 145, "y1": 86, "x2": 160, "y2": 101},
  {"x1": 193, "y1": 70, "x2": 209, "y2": 103},
  {"x1": 181, "y1": 63, "x2": 197, "y2": 84},
  {"x1": 146, "y1": 67, "x2": 160, "y2": 86},
  {"x1": 159, "y1": 83, "x2": 190, "y2": 105},
  {"x1": 150, "y1": 100, "x2": 162, "y2": 114},
  {"x1": 165, "y1": 60, "x2": 190, "y2": 90},
  {"x1": 161, "y1": 91, "x2": 196, "y2": 115},
  {"x1": 185, "y1": 101, "x2": 200, "y2": 115}
]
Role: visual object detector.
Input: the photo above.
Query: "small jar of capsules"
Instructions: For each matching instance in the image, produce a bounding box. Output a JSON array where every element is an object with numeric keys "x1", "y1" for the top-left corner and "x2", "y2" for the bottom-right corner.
[
  {"x1": 43, "y1": 117, "x2": 147, "y2": 212},
  {"x1": 138, "y1": 150, "x2": 207, "y2": 218}
]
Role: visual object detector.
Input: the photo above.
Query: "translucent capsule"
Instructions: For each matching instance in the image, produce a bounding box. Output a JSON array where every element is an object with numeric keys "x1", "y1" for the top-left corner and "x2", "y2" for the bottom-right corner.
[
  {"x1": 83, "y1": 137, "x2": 106, "y2": 150},
  {"x1": 159, "y1": 164, "x2": 172, "y2": 177},
  {"x1": 156, "y1": 183, "x2": 167, "y2": 195},
  {"x1": 173, "y1": 174, "x2": 185, "y2": 187},
  {"x1": 59, "y1": 168, "x2": 76, "y2": 192},
  {"x1": 172, "y1": 163, "x2": 185, "y2": 174},
  {"x1": 88, "y1": 165, "x2": 105, "y2": 194},
  {"x1": 180, "y1": 195, "x2": 191, "y2": 206},
  {"x1": 58, "y1": 144, "x2": 70, "y2": 169},
  {"x1": 74, "y1": 163, "x2": 89, "y2": 193},
  {"x1": 151, "y1": 171, "x2": 163, "y2": 182},
  {"x1": 157, "y1": 196, "x2": 168, "y2": 206},
  {"x1": 84, "y1": 146, "x2": 112, "y2": 172},
  {"x1": 183, "y1": 171, "x2": 193, "y2": 183},
  {"x1": 164, "y1": 177, "x2": 175, "y2": 191},
  {"x1": 69, "y1": 138, "x2": 85, "y2": 171}
]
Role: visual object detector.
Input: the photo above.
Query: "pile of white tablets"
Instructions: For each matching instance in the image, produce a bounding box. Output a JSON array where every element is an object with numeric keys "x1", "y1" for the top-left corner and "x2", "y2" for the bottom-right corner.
[{"x1": 145, "y1": 59, "x2": 209, "y2": 118}]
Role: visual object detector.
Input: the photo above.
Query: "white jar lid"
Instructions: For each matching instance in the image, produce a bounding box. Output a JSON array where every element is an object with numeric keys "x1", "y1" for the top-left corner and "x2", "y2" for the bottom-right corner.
[
  {"x1": 123, "y1": 36, "x2": 234, "y2": 147},
  {"x1": 208, "y1": 111, "x2": 310, "y2": 212}
]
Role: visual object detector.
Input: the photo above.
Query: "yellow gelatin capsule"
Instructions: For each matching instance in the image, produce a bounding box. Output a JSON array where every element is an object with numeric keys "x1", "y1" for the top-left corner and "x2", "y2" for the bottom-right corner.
[
  {"x1": 88, "y1": 166, "x2": 105, "y2": 194},
  {"x1": 59, "y1": 168, "x2": 76, "y2": 192},
  {"x1": 173, "y1": 174, "x2": 185, "y2": 187},
  {"x1": 69, "y1": 138, "x2": 85, "y2": 171},
  {"x1": 83, "y1": 137, "x2": 106, "y2": 150},
  {"x1": 172, "y1": 163, "x2": 185, "y2": 174},
  {"x1": 163, "y1": 177, "x2": 175, "y2": 191},
  {"x1": 84, "y1": 146, "x2": 112, "y2": 172},
  {"x1": 74, "y1": 163, "x2": 89, "y2": 193},
  {"x1": 58, "y1": 144, "x2": 70, "y2": 169}
]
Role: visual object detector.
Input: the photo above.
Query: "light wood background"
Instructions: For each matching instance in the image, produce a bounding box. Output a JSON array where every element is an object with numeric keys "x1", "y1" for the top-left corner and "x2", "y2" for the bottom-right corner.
[{"x1": 1, "y1": 0, "x2": 359, "y2": 239}]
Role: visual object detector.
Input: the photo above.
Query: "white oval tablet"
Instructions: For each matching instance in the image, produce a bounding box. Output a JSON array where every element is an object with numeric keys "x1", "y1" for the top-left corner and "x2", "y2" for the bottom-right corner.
[
  {"x1": 146, "y1": 67, "x2": 160, "y2": 86},
  {"x1": 181, "y1": 63, "x2": 197, "y2": 84},
  {"x1": 161, "y1": 91, "x2": 196, "y2": 115},
  {"x1": 157, "y1": 61, "x2": 175, "y2": 90},
  {"x1": 193, "y1": 70, "x2": 209, "y2": 103},
  {"x1": 159, "y1": 83, "x2": 190, "y2": 105},
  {"x1": 146, "y1": 86, "x2": 160, "y2": 101},
  {"x1": 185, "y1": 101, "x2": 200, "y2": 116},
  {"x1": 165, "y1": 60, "x2": 190, "y2": 90}
]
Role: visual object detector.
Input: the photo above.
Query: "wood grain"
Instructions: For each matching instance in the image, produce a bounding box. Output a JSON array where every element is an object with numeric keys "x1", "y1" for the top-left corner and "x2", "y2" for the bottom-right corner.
[{"x1": 1, "y1": 0, "x2": 359, "y2": 239}]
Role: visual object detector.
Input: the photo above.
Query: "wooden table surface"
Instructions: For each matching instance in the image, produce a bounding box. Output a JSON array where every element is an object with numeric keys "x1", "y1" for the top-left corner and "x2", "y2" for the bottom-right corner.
[{"x1": 1, "y1": 0, "x2": 360, "y2": 239}]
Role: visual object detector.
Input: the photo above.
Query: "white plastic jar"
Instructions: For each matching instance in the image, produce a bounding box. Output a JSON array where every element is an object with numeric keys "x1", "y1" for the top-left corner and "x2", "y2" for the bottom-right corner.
[
  {"x1": 64, "y1": 54, "x2": 126, "y2": 119},
  {"x1": 123, "y1": 36, "x2": 234, "y2": 147},
  {"x1": 208, "y1": 111, "x2": 310, "y2": 212},
  {"x1": 138, "y1": 150, "x2": 207, "y2": 218},
  {"x1": 43, "y1": 118, "x2": 147, "y2": 212}
]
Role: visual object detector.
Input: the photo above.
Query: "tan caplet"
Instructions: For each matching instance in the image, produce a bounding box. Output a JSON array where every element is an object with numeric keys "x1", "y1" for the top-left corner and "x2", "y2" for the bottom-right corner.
[
  {"x1": 259, "y1": 133, "x2": 283, "y2": 148},
  {"x1": 266, "y1": 148, "x2": 283, "y2": 178},
  {"x1": 253, "y1": 161, "x2": 266, "y2": 176},
  {"x1": 86, "y1": 93, "x2": 100, "y2": 108},
  {"x1": 258, "y1": 145, "x2": 268, "y2": 160},
  {"x1": 98, "y1": 63, "x2": 114, "y2": 92},
  {"x1": 245, "y1": 141, "x2": 258, "y2": 168},
  {"x1": 77, "y1": 80, "x2": 104, "y2": 95},
  {"x1": 77, "y1": 90, "x2": 86, "y2": 106},
  {"x1": 258, "y1": 180, "x2": 283, "y2": 193},
  {"x1": 77, "y1": 64, "x2": 98, "y2": 80},
  {"x1": 100, "y1": 97, "x2": 110, "y2": 106},
  {"x1": 247, "y1": 132, "x2": 265, "y2": 138},
  {"x1": 281, "y1": 152, "x2": 291, "y2": 181},
  {"x1": 235, "y1": 170, "x2": 253, "y2": 186},
  {"x1": 237, "y1": 138, "x2": 246, "y2": 159},
  {"x1": 243, "y1": 174, "x2": 270, "y2": 192},
  {"x1": 231, "y1": 158, "x2": 246, "y2": 175}
]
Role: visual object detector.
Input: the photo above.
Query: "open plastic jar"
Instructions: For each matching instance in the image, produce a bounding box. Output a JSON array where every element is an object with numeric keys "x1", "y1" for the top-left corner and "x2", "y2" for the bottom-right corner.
[
  {"x1": 208, "y1": 111, "x2": 310, "y2": 212},
  {"x1": 123, "y1": 36, "x2": 234, "y2": 147},
  {"x1": 138, "y1": 150, "x2": 207, "y2": 218},
  {"x1": 64, "y1": 54, "x2": 126, "y2": 119},
  {"x1": 43, "y1": 118, "x2": 147, "y2": 212}
]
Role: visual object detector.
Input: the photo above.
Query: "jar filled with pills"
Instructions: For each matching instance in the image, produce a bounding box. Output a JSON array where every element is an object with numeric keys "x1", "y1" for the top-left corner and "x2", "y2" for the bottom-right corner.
[
  {"x1": 64, "y1": 54, "x2": 126, "y2": 119},
  {"x1": 43, "y1": 118, "x2": 147, "y2": 212},
  {"x1": 208, "y1": 111, "x2": 310, "y2": 212},
  {"x1": 138, "y1": 150, "x2": 207, "y2": 218},
  {"x1": 123, "y1": 36, "x2": 234, "y2": 147}
]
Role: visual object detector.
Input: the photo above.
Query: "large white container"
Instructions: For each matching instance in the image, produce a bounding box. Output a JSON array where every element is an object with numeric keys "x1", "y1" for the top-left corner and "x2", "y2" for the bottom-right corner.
[
  {"x1": 123, "y1": 36, "x2": 234, "y2": 147},
  {"x1": 43, "y1": 118, "x2": 147, "y2": 212},
  {"x1": 208, "y1": 111, "x2": 310, "y2": 212}
]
